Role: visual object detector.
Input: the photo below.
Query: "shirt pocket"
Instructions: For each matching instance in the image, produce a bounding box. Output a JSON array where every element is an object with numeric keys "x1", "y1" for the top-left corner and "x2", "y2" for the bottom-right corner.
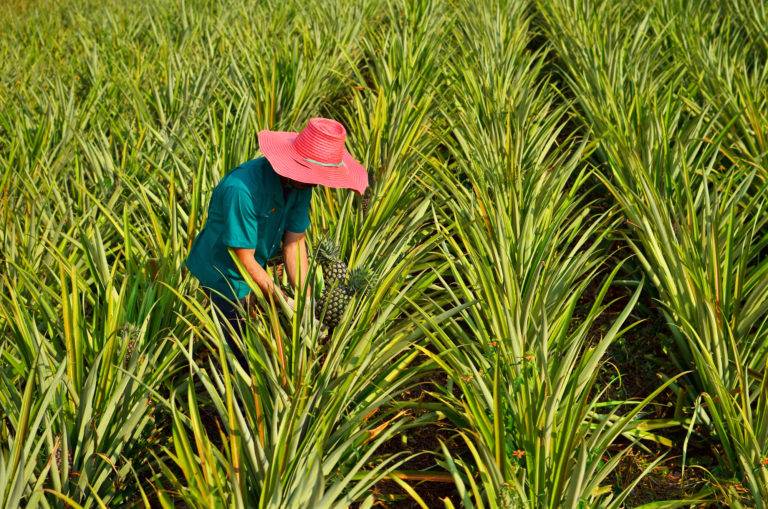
[
  {"x1": 256, "y1": 207, "x2": 282, "y2": 256},
  {"x1": 256, "y1": 209, "x2": 280, "y2": 228}
]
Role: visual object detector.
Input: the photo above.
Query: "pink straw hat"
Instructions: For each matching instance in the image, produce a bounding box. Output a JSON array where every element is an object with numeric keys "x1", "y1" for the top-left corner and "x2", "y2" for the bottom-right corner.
[{"x1": 258, "y1": 118, "x2": 368, "y2": 195}]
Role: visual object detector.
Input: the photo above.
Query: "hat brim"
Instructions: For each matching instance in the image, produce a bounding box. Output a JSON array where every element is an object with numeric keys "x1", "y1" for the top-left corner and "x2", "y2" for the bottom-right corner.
[{"x1": 258, "y1": 130, "x2": 369, "y2": 195}]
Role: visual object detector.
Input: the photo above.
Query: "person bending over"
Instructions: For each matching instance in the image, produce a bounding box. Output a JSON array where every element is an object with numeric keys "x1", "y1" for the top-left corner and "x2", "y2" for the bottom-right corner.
[{"x1": 186, "y1": 118, "x2": 368, "y2": 365}]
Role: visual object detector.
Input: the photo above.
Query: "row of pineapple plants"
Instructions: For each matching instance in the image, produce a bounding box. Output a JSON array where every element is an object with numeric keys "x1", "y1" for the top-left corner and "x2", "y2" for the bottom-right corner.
[
  {"x1": 419, "y1": 0, "x2": 687, "y2": 506},
  {"x1": 153, "y1": 0, "x2": 463, "y2": 506},
  {"x1": 538, "y1": 0, "x2": 768, "y2": 504}
]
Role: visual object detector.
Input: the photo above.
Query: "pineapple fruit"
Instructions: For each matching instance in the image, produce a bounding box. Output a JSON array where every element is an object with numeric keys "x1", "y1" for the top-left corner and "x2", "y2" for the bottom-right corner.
[
  {"x1": 316, "y1": 240, "x2": 371, "y2": 329},
  {"x1": 317, "y1": 239, "x2": 347, "y2": 284}
]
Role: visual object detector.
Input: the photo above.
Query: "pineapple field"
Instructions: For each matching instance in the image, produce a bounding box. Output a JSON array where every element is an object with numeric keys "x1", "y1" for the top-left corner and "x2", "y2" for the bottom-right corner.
[{"x1": 1, "y1": 0, "x2": 768, "y2": 506}]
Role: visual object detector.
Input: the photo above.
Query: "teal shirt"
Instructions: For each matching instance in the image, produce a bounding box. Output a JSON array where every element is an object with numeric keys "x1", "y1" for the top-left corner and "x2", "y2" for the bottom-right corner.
[{"x1": 186, "y1": 157, "x2": 313, "y2": 300}]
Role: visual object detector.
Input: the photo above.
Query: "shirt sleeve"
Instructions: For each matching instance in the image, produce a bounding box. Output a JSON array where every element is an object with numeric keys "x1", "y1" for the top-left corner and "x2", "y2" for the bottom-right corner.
[
  {"x1": 285, "y1": 188, "x2": 313, "y2": 233},
  {"x1": 220, "y1": 186, "x2": 259, "y2": 248}
]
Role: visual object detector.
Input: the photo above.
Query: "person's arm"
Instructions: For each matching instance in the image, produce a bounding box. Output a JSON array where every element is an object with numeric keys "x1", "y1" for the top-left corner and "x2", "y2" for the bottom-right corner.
[
  {"x1": 283, "y1": 188, "x2": 313, "y2": 298},
  {"x1": 232, "y1": 248, "x2": 275, "y2": 298},
  {"x1": 218, "y1": 186, "x2": 293, "y2": 315},
  {"x1": 283, "y1": 231, "x2": 310, "y2": 296}
]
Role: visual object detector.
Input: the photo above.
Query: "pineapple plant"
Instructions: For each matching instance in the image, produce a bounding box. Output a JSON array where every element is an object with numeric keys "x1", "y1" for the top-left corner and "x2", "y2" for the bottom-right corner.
[{"x1": 316, "y1": 241, "x2": 372, "y2": 329}]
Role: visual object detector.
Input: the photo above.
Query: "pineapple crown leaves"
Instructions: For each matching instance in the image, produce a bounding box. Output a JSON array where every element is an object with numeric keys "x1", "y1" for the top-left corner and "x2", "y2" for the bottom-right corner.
[
  {"x1": 316, "y1": 238, "x2": 341, "y2": 263},
  {"x1": 346, "y1": 267, "x2": 375, "y2": 294},
  {"x1": 315, "y1": 237, "x2": 348, "y2": 285}
]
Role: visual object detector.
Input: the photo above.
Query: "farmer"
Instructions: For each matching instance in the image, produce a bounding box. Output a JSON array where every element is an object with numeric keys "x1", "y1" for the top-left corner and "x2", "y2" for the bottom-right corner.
[{"x1": 185, "y1": 118, "x2": 368, "y2": 365}]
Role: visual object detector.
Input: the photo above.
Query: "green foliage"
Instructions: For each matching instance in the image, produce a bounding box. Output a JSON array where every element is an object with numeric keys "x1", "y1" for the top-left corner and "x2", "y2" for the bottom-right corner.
[
  {"x1": 1, "y1": 0, "x2": 766, "y2": 506},
  {"x1": 539, "y1": 0, "x2": 768, "y2": 504}
]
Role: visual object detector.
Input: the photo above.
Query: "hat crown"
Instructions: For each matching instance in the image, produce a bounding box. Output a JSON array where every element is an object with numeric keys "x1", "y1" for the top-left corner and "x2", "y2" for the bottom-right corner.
[{"x1": 293, "y1": 118, "x2": 347, "y2": 166}]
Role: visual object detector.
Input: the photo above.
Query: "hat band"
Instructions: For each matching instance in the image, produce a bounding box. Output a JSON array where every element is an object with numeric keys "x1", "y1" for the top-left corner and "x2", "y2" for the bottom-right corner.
[{"x1": 304, "y1": 157, "x2": 345, "y2": 168}]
